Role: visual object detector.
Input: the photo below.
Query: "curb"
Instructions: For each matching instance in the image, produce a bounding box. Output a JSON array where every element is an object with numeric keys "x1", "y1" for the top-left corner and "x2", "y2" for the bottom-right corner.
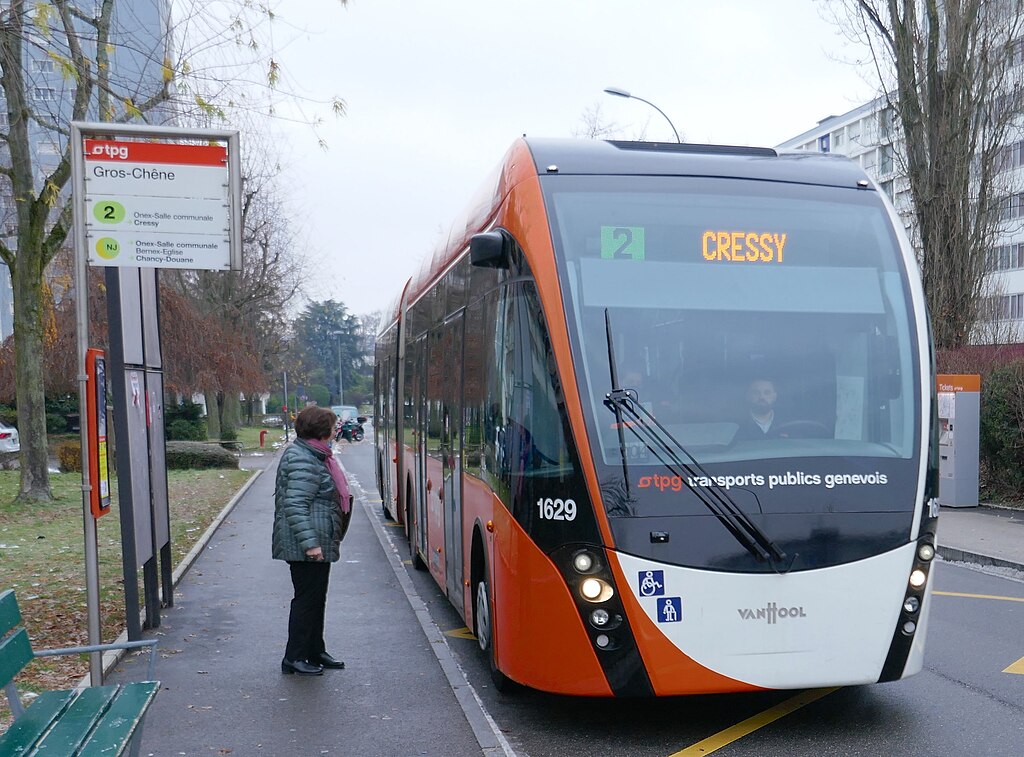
[
  {"x1": 77, "y1": 463, "x2": 267, "y2": 688},
  {"x1": 936, "y1": 545, "x2": 1024, "y2": 573}
]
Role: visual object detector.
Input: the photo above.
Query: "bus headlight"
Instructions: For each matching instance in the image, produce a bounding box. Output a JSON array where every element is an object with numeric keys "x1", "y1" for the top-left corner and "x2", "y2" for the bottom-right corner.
[
  {"x1": 903, "y1": 596, "x2": 920, "y2": 614},
  {"x1": 573, "y1": 551, "x2": 596, "y2": 573},
  {"x1": 902, "y1": 620, "x2": 916, "y2": 635},
  {"x1": 591, "y1": 609, "x2": 610, "y2": 627},
  {"x1": 917, "y1": 543, "x2": 935, "y2": 562},
  {"x1": 579, "y1": 578, "x2": 614, "y2": 603},
  {"x1": 909, "y1": 569, "x2": 927, "y2": 588}
]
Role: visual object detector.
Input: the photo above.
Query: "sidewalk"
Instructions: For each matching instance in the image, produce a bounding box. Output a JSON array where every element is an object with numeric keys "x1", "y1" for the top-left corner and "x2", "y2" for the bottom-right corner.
[
  {"x1": 106, "y1": 450, "x2": 480, "y2": 757},
  {"x1": 936, "y1": 504, "x2": 1024, "y2": 571}
]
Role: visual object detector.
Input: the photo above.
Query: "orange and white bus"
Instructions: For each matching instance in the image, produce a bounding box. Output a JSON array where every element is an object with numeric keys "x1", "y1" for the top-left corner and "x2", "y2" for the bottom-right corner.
[{"x1": 374, "y1": 138, "x2": 937, "y2": 696}]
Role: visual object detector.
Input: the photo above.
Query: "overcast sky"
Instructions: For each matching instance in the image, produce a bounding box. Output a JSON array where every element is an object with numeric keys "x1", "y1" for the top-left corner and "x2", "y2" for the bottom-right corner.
[{"x1": 270, "y1": 0, "x2": 877, "y2": 317}]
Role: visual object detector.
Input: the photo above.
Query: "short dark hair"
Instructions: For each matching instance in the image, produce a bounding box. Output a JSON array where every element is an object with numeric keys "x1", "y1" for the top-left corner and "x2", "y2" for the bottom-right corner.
[{"x1": 295, "y1": 406, "x2": 337, "y2": 440}]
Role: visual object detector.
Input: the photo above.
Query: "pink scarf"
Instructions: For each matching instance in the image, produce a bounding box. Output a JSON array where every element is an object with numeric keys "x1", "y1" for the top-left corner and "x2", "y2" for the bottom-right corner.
[{"x1": 308, "y1": 439, "x2": 351, "y2": 514}]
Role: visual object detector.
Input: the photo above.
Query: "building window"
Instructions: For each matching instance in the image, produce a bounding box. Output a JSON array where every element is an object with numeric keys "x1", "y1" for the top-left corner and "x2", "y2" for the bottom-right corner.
[
  {"x1": 878, "y1": 108, "x2": 895, "y2": 139},
  {"x1": 880, "y1": 180, "x2": 894, "y2": 199},
  {"x1": 33, "y1": 87, "x2": 56, "y2": 102},
  {"x1": 1011, "y1": 37, "x2": 1024, "y2": 68},
  {"x1": 832, "y1": 130, "x2": 844, "y2": 149},
  {"x1": 880, "y1": 144, "x2": 894, "y2": 175},
  {"x1": 818, "y1": 133, "x2": 831, "y2": 153},
  {"x1": 847, "y1": 119, "x2": 861, "y2": 143},
  {"x1": 31, "y1": 59, "x2": 55, "y2": 74}
]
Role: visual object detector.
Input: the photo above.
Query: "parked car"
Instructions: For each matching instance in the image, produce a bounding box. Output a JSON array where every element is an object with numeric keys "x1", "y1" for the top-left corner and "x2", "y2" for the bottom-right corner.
[
  {"x1": 0, "y1": 422, "x2": 20, "y2": 453},
  {"x1": 331, "y1": 405, "x2": 359, "y2": 423},
  {"x1": 261, "y1": 415, "x2": 284, "y2": 428}
]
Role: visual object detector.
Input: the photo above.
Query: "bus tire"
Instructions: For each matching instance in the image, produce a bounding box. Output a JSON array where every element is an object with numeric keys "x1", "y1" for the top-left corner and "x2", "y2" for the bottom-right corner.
[{"x1": 475, "y1": 574, "x2": 513, "y2": 693}]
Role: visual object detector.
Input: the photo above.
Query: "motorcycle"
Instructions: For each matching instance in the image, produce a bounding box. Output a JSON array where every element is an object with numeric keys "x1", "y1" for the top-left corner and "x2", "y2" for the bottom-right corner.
[{"x1": 335, "y1": 416, "x2": 366, "y2": 443}]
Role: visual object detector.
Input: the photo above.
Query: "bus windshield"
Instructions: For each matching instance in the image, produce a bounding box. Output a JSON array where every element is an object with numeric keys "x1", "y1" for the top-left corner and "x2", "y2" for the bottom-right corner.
[{"x1": 546, "y1": 175, "x2": 919, "y2": 488}]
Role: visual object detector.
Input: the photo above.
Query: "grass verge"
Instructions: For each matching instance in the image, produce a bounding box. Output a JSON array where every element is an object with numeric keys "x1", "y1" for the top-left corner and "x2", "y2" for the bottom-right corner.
[{"x1": 0, "y1": 466, "x2": 255, "y2": 725}]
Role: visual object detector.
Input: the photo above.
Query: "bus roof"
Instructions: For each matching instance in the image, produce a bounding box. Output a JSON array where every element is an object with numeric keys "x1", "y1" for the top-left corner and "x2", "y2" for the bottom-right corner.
[{"x1": 525, "y1": 138, "x2": 872, "y2": 189}]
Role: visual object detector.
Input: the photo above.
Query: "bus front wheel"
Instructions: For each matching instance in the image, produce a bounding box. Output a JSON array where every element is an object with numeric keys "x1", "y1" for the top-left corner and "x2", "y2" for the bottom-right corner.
[{"x1": 475, "y1": 576, "x2": 513, "y2": 692}]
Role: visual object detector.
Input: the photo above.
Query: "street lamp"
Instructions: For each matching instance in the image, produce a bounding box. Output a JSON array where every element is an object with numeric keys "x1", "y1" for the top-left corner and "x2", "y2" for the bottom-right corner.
[
  {"x1": 331, "y1": 330, "x2": 344, "y2": 405},
  {"x1": 603, "y1": 86, "x2": 681, "y2": 143}
]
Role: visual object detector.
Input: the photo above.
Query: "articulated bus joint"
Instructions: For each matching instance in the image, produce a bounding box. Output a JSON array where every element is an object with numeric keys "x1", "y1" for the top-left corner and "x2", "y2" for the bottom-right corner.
[
  {"x1": 878, "y1": 534, "x2": 937, "y2": 682},
  {"x1": 550, "y1": 544, "x2": 654, "y2": 697}
]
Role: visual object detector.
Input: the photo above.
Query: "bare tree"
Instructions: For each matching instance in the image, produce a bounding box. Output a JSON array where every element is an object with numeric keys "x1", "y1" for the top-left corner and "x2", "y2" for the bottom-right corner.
[
  {"x1": 0, "y1": 1, "x2": 345, "y2": 502},
  {"x1": 827, "y1": 0, "x2": 1024, "y2": 349},
  {"x1": 166, "y1": 132, "x2": 306, "y2": 436}
]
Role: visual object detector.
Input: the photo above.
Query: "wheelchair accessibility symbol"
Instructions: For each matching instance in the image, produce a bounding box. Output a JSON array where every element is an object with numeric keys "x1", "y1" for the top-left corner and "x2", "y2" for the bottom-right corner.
[
  {"x1": 638, "y1": 570, "x2": 665, "y2": 597},
  {"x1": 657, "y1": 597, "x2": 682, "y2": 623}
]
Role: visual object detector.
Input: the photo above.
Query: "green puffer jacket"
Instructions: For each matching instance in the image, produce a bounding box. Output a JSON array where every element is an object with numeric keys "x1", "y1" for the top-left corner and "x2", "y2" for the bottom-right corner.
[{"x1": 272, "y1": 439, "x2": 343, "y2": 562}]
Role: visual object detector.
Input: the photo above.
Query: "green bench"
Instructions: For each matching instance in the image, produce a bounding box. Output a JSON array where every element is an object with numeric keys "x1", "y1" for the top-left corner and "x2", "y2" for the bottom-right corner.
[{"x1": 0, "y1": 589, "x2": 159, "y2": 756}]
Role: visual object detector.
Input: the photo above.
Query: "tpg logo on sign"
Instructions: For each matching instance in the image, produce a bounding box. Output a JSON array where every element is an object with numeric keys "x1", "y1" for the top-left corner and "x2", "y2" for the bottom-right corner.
[{"x1": 638, "y1": 570, "x2": 665, "y2": 597}]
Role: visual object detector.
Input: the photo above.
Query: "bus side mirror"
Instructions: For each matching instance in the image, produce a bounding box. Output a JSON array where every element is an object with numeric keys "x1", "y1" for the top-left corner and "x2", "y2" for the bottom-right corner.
[{"x1": 470, "y1": 231, "x2": 510, "y2": 269}]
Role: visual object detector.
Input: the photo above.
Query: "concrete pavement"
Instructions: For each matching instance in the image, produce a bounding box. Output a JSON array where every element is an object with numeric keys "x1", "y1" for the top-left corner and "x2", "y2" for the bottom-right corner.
[
  {"x1": 107, "y1": 449, "x2": 481, "y2": 757},
  {"x1": 105, "y1": 448, "x2": 1024, "y2": 756}
]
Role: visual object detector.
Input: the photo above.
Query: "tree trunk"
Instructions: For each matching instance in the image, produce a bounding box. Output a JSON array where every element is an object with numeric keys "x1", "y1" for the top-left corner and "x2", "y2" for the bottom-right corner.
[
  {"x1": 221, "y1": 393, "x2": 241, "y2": 436},
  {"x1": 204, "y1": 390, "x2": 221, "y2": 439},
  {"x1": 11, "y1": 253, "x2": 52, "y2": 502}
]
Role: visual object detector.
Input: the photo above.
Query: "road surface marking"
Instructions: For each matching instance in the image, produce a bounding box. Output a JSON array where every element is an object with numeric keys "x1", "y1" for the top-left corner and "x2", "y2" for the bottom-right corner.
[
  {"x1": 669, "y1": 688, "x2": 839, "y2": 756},
  {"x1": 445, "y1": 626, "x2": 477, "y2": 640},
  {"x1": 1004, "y1": 657, "x2": 1024, "y2": 674},
  {"x1": 933, "y1": 590, "x2": 1024, "y2": 603}
]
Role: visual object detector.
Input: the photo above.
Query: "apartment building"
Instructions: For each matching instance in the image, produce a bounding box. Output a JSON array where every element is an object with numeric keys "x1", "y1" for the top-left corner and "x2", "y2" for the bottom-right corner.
[
  {"x1": 777, "y1": 97, "x2": 1024, "y2": 343},
  {"x1": 0, "y1": 0, "x2": 172, "y2": 341}
]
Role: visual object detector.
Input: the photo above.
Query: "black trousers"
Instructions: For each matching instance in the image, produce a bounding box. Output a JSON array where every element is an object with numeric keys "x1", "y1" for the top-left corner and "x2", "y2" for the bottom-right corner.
[{"x1": 284, "y1": 561, "x2": 331, "y2": 663}]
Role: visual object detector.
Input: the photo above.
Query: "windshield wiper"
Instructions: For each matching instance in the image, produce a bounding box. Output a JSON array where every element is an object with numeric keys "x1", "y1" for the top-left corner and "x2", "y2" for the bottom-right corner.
[{"x1": 602, "y1": 311, "x2": 791, "y2": 571}]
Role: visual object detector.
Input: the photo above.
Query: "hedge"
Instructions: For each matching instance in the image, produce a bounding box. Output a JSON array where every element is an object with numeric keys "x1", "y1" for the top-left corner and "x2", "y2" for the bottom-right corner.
[{"x1": 166, "y1": 441, "x2": 239, "y2": 470}]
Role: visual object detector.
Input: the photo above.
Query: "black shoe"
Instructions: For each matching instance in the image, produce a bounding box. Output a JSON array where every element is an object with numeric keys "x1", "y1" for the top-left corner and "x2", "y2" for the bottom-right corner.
[
  {"x1": 281, "y1": 658, "x2": 323, "y2": 676},
  {"x1": 316, "y1": 652, "x2": 345, "y2": 669}
]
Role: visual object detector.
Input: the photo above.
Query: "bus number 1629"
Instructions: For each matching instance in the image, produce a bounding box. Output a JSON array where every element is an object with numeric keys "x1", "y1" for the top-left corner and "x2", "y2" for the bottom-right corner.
[{"x1": 537, "y1": 498, "x2": 577, "y2": 521}]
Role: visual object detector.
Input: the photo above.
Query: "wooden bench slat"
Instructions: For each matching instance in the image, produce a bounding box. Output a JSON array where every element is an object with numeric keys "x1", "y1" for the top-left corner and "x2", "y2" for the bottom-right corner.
[
  {"x1": 77, "y1": 682, "x2": 160, "y2": 757},
  {"x1": 0, "y1": 689, "x2": 77, "y2": 756},
  {"x1": 0, "y1": 589, "x2": 22, "y2": 637},
  {"x1": 0, "y1": 629, "x2": 33, "y2": 688},
  {"x1": 32, "y1": 685, "x2": 119, "y2": 754}
]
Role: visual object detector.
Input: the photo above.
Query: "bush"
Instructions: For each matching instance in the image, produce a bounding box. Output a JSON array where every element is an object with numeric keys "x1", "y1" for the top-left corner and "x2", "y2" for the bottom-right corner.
[
  {"x1": 167, "y1": 419, "x2": 206, "y2": 441},
  {"x1": 166, "y1": 441, "x2": 239, "y2": 470},
  {"x1": 56, "y1": 441, "x2": 82, "y2": 473},
  {"x1": 219, "y1": 425, "x2": 238, "y2": 442},
  {"x1": 979, "y1": 362, "x2": 1024, "y2": 499},
  {"x1": 46, "y1": 413, "x2": 68, "y2": 434}
]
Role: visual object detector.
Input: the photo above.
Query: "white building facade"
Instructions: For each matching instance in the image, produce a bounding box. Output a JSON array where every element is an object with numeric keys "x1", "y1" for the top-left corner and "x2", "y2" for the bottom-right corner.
[{"x1": 777, "y1": 98, "x2": 1024, "y2": 343}]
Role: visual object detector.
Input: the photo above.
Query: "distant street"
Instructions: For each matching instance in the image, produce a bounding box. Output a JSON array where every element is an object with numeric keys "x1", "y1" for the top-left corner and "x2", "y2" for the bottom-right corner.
[{"x1": 341, "y1": 439, "x2": 1024, "y2": 757}]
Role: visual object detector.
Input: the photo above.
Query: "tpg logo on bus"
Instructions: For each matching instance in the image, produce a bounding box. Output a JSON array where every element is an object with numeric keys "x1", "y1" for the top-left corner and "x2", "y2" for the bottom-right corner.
[{"x1": 90, "y1": 142, "x2": 129, "y2": 160}]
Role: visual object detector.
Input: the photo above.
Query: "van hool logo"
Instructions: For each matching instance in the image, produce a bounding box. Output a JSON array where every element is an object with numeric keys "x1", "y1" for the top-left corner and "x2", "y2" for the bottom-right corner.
[{"x1": 737, "y1": 602, "x2": 807, "y2": 624}]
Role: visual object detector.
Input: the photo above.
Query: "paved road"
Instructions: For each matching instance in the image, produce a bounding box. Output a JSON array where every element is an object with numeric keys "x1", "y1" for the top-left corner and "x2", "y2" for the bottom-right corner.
[
  {"x1": 110, "y1": 439, "x2": 1024, "y2": 756},
  {"x1": 342, "y1": 440, "x2": 1024, "y2": 757}
]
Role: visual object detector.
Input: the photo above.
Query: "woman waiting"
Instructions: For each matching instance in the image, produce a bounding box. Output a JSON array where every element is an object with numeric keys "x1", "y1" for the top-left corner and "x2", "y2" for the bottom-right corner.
[{"x1": 272, "y1": 405, "x2": 351, "y2": 675}]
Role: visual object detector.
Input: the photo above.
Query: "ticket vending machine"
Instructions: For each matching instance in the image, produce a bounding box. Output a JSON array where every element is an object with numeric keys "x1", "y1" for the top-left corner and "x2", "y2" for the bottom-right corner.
[{"x1": 936, "y1": 374, "x2": 980, "y2": 508}]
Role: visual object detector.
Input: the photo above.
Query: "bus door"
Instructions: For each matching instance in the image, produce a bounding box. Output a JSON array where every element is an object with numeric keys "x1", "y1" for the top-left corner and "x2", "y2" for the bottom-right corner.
[
  {"x1": 410, "y1": 334, "x2": 429, "y2": 560},
  {"x1": 441, "y1": 311, "x2": 466, "y2": 613}
]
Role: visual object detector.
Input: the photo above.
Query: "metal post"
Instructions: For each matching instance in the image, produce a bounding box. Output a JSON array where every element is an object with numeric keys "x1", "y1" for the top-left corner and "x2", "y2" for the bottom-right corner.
[
  {"x1": 72, "y1": 124, "x2": 103, "y2": 684},
  {"x1": 336, "y1": 334, "x2": 344, "y2": 404},
  {"x1": 283, "y1": 371, "x2": 290, "y2": 442}
]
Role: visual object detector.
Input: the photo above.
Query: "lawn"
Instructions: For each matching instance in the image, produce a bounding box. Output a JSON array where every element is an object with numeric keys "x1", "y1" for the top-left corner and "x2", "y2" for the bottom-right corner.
[{"x1": 0, "y1": 465, "x2": 255, "y2": 722}]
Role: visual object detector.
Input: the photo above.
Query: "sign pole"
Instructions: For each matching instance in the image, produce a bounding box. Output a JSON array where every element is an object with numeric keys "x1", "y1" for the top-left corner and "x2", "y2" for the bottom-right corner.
[{"x1": 71, "y1": 124, "x2": 104, "y2": 684}]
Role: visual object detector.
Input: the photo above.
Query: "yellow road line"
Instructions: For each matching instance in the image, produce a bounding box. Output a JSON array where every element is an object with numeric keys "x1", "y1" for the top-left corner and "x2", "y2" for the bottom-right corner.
[
  {"x1": 933, "y1": 590, "x2": 1024, "y2": 603},
  {"x1": 669, "y1": 687, "x2": 839, "y2": 756},
  {"x1": 1004, "y1": 657, "x2": 1024, "y2": 674},
  {"x1": 444, "y1": 626, "x2": 477, "y2": 640}
]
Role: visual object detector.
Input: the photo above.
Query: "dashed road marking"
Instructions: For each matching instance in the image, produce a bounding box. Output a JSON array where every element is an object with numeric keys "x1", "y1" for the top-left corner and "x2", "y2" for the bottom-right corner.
[
  {"x1": 668, "y1": 688, "x2": 839, "y2": 756},
  {"x1": 1004, "y1": 657, "x2": 1024, "y2": 674}
]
